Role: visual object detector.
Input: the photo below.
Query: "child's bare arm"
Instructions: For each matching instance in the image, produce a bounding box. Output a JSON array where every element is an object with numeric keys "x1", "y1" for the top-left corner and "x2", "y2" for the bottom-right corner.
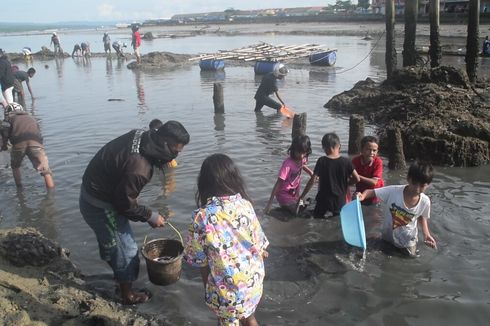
[
  {"x1": 351, "y1": 169, "x2": 361, "y2": 184},
  {"x1": 359, "y1": 175, "x2": 379, "y2": 187},
  {"x1": 418, "y1": 216, "x2": 437, "y2": 249},
  {"x1": 302, "y1": 165, "x2": 314, "y2": 177},
  {"x1": 357, "y1": 189, "x2": 376, "y2": 201},
  {"x1": 265, "y1": 178, "x2": 281, "y2": 214},
  {"x1": 299, "y1": 174, "x2": 317, "y2": 202}
]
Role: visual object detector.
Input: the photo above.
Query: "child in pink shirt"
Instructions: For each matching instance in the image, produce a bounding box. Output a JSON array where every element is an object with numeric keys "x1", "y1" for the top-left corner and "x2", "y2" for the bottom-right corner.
[{"x1": 265, "y1": 135, "x2": 313, "y2": 215}]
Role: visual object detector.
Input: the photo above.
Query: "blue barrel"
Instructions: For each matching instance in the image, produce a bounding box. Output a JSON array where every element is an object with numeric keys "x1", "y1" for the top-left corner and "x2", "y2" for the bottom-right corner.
[
  {"x1": 199, "y1": 58, "x2": 225, "y2": 71},
  {"x1": 309, "y1": 51, "x2": 337, "y2": 66},
  {"x1": 254, "y1": 60, "x2": 279, "y2": 75}
]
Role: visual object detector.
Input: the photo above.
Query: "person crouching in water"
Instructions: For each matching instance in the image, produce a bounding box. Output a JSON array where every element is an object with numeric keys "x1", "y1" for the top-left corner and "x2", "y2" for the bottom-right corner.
[
  {"x1": 0, "y1": 102, "x2": 54, "y2": 190},
  {"x1": 79, "y1": 120, "x2": 189, "y2": 305},
  {"x1": 184, "y1": 153, "x2": 269, "y2": 326},
  {"x1": 357, "y1": 161, "x2": 437, "y2": 257},
  {"x1": 265, "y1": 135, "x2": 313, "y2": 215},
  {"x1": 254, "y1": 63, "x2": 288, "y2": 112}
]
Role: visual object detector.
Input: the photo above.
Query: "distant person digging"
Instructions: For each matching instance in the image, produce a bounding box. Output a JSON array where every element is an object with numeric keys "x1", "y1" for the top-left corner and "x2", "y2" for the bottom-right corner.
[
  {"x1": 254, "y1": 64, "x2": 289, "y2": 112},
  {"x1": 0, "y1": 102, "x2": 55, "y2": 190},
  {"x1": 112, "y1": 41, "x2": 127, "y2": 59},
  {"x1": 103, "y1": 32, "x2": 111, "y2": 54},
  {"x1": 50, "y1": 32, "x2": 63, "y2": 56},
  {"x1": 13, "y1": 68, "x2": 36, "y2": 103},
  {"x1": 81, "y1": 42, "x2": 91, "y2": 57},
  {"x1": 72, "y1": 44, "x2": 82, "y2": 57}
]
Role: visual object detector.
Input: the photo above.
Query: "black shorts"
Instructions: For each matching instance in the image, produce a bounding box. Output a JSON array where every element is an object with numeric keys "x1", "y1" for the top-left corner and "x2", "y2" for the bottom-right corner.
[
  {"x1": 254, "y1": 96, "x2": 282, "y2": 112},
  {"x1": 313, "y1": 194, "x2": 346, "y2": 218}
]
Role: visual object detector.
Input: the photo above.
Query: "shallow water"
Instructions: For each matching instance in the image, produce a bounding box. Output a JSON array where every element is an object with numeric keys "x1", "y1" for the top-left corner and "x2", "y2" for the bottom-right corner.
[{"x1": 1, "y1": 32, "x2": 489, "y2": 325}]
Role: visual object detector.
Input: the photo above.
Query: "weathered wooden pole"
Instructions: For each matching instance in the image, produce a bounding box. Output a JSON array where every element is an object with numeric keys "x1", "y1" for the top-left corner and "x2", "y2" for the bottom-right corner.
[
  {"x1": 348, "y1": 115, "x2": 365, "y2": 155},
  {"x1": 291, "y1": 113, "x2": 307, "y2": 140},
  {"x1": 466, "y1": 0, "x2": 480, "y2": 83},
  {"x1": 385, "y1": 0, "x2": 397, "y2": 79},
  {"x1": 429, "y1": 0, "x2": 442, "y2": 67},
  {"x1": 213, "y1": 82, "x2": 224, "y2": 113},
  {"x1": 387, "y1": 125, "x2": 406, "y2": 170},
  {"x1": 403, "y1": 0, "x2": 419, "y2": 67}
]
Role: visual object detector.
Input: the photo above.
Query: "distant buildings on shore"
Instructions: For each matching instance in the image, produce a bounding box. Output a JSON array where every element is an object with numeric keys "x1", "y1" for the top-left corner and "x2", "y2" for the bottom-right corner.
[{"x1": 140, "y1": 2, "x2": 490, "y2": 27}]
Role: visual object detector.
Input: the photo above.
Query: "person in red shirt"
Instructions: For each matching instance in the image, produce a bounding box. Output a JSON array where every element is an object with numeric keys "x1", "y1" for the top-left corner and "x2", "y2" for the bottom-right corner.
[
  {"x1": 352, "y1": 135, "x2": 384, "y2": 205},
  {"x1": 131, "y1": 25, "x2": 142, "y2": 64}
]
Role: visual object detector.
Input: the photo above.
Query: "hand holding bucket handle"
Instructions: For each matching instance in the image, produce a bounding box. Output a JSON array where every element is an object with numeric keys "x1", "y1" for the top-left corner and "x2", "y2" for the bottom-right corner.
[
  {"x1": 280, "y1": 105, "x2": 295, "y2": 119},
  {"x1": 148, "y1": 213, "x2": 166, "y2": 228}
]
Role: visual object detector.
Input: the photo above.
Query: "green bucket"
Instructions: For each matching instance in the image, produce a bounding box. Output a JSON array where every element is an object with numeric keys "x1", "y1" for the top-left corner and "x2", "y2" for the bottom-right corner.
[{"x1": 141, "y1": 238, "x2": 183, "y2": 286}]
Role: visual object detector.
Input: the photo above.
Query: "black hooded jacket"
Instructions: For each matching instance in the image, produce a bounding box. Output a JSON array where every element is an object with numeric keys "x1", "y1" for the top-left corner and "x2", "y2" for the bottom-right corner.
[{"x1": 81, "y1": 129, "x2": 176, "y2": 222}]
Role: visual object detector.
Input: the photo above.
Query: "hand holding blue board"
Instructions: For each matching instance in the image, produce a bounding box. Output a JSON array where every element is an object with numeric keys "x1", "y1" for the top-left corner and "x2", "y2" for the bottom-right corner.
[{"x1": 340, "y1": 198, "x2": 367, "y2": 251}]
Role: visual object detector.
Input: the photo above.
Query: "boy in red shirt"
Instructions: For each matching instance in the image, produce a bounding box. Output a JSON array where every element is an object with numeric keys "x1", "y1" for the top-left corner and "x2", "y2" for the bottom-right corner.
[{"x1": 352, "y1": 135, "x2": 384, "y2": 205}]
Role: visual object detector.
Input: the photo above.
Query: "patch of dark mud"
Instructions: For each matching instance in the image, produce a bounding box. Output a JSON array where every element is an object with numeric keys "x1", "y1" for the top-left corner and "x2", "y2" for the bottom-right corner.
[{"x1": 325, "y1": 66, "x2": 490, "y2": 166}]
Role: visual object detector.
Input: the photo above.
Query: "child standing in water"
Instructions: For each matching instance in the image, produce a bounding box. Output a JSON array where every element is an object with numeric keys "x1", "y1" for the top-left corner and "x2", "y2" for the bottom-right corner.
[
  {"x1": 184, "y1": 154, "x2": 269, "y2": 326},
  {"x1": 299, "y1": 132, "x2": 360, "y2": 218},
  {"x1": 352, "y1": 136, "x2": 384, "y2": 205},
  {"x1": 265, "y1": 135, "x2": 313, "y2": 215},
  {"x1": 357, "y1": 161, "x2": 437, "y2": 257}
]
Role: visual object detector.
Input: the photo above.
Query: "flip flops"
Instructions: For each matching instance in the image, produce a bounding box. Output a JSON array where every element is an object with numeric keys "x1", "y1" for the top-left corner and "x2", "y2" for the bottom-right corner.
[{"x1": 121, "y1": 288, "x2": 152, "y2": 305}]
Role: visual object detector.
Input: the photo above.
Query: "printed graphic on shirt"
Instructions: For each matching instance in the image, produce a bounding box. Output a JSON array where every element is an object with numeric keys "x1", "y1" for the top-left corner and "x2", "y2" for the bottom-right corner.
[{"x1": 389, "y1": 203, "x2": 416, "y2": 229}]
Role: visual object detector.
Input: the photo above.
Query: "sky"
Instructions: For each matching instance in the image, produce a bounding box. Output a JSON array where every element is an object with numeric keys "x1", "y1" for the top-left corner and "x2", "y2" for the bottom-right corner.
[{"x1": 2, "y1": 1, "x2": 338, "y2": 24}]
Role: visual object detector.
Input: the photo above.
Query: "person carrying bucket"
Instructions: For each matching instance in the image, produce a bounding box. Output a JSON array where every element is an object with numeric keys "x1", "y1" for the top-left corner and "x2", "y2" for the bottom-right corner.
[
  {"x1": 184, "y1": 153, "x2": 269, "y2": 326},
  {"x1": 254, "y1": 63, "x2": 288, "y2": 112},
  {"x1": 79, "y1": 120, "x2": 189, "y2": 305}
]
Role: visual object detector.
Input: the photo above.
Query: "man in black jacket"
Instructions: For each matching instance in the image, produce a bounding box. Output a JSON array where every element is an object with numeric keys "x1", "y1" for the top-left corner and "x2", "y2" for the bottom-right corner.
[
  {"x1": 79, "y1": 120, "x2": 189, "y2": 305},
  {"x1": 0, "y1": 49, "x2": 15, "y2": 108}
]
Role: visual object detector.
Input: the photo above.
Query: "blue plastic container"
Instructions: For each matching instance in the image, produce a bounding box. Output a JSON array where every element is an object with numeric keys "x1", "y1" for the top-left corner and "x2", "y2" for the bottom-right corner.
[
  {"x1": 340, "y1": 198, "x2": 367, "y2": 250},
  {"x1": 309, "y1": 50, "x2": 337, "y2": 66},
  {"x1": 199, "y1": 58, "x2": 225, "y2": 71},
  {"x1": 254, "y1": 60, "x2": 279, "y2": 75}
]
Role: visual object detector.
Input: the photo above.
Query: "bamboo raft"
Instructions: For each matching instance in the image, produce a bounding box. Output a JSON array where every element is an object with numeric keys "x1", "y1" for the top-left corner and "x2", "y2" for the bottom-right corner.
[{"x1": 189, "y1": 42, "x2": 337, "y2": 62}]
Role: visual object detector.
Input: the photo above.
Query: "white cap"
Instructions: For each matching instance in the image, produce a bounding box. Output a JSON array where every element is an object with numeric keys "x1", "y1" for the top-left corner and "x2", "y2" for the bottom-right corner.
[{"x1": 274, "y1": 63, "x2": 289, "y2": 77}]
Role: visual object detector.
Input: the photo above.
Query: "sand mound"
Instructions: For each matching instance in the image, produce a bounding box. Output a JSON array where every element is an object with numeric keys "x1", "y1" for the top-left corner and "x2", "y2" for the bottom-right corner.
[{"x1": 325, "y1": 66, "x2": 490, "y2": 166}]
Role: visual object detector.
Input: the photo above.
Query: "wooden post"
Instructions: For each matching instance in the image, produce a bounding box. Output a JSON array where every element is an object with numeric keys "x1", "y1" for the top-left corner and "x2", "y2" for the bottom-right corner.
[
  {"x1": 348, "y1": 115, "x2": 364, "y2": 155},
  {"x1": 213, "y1": 82, "x2": 224, "y2": 113},
  {"x1": 291, "y1": 113, "x2": 307, "y2": 140},
  {"x1": 387, "y1": 126, "x2": 406, "y2": 170},
  {"x1": 429, "y1": 0, "x2": 442, "y2": 67},
  {"x1": 466, "y1": 0, "x2": 480, "y2": 83},
  {"x1": 403, "y1": 0, "x2": 419, "y2": 67},
  {"x1": 385, "y1": 0, "x2": 397, "y2": 79}
]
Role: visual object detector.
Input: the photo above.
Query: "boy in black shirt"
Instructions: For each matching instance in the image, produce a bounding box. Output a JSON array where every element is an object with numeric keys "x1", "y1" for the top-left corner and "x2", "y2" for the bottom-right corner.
[
  {"x1": 254, "y1": 63, "x2": 288, "y2": 112},
  {"x1": 299, "y1": 132, "x2": 360, "y2": 218}
]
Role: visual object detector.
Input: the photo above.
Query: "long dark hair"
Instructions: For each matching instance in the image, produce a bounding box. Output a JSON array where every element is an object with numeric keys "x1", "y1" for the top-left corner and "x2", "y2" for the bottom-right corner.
[
  {"x1": 288, "y1": 135, "x2": 312, "y2": 159},
  {"x1": 195, "y1": 153, "x2": 251, "y2": 207}
]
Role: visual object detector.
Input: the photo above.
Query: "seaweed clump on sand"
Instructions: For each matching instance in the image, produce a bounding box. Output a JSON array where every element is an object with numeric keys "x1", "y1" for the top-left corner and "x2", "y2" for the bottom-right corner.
[
  {"x1": 0, "y1": 228, "x2": 164, "y2": 326},
  {"x1": 127, "y1": 51, "x2": 192, "y2": 70},
  {"x1": 325, "y1": 66, "x2": 490, "y2": 167}
]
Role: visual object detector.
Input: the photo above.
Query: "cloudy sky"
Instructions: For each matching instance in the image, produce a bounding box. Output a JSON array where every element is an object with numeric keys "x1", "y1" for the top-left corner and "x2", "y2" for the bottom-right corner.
[{"x1": 2, "y1": 1, "x2": 338, "y2": 23}]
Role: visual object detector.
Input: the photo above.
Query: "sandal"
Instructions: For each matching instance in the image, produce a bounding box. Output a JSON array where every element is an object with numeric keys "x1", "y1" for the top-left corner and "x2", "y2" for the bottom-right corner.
[{"x1": 121, "y1": 288, "x2": 152, "y2": 305}]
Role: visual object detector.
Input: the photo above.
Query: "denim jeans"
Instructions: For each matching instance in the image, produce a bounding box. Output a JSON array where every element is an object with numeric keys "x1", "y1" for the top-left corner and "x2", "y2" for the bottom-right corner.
[{"x1": 79, "y1": 195, "x2": 140, "y2": 283}]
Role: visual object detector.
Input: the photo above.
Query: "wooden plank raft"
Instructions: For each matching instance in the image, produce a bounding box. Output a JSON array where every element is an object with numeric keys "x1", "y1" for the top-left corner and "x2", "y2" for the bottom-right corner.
[{"x1": 189, "y1": 42, "x2": 337, "y2": 62}]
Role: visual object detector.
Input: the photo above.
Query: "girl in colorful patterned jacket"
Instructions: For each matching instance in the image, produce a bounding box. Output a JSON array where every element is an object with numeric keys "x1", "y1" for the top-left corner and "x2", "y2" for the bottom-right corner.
[{"x1": 184, "y1": 153, "x2": 269, "y2": 326}]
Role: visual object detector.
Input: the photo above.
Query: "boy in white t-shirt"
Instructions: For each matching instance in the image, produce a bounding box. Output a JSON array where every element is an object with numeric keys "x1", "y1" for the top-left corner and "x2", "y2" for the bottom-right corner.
[{"x1": 357, "y1": 161, "x2": 437, "y2": 257}]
